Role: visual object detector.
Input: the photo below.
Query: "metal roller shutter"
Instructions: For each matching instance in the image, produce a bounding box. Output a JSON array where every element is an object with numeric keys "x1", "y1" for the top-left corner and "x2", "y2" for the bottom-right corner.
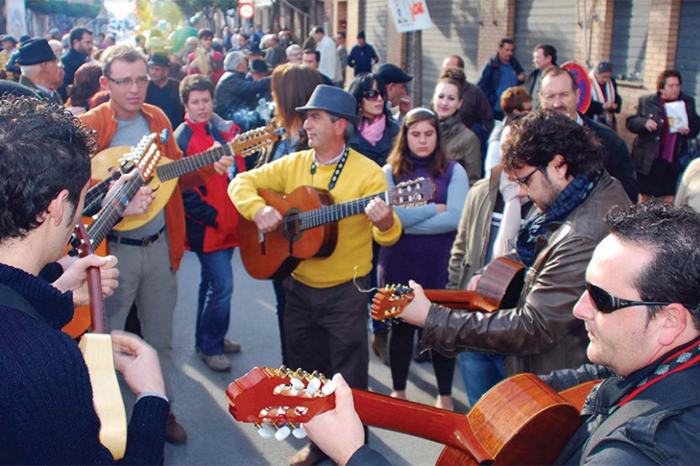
[
  {"x1": 419, "y1": 0, "x2": 480, "y2": 106},
  {"x1": 514, "y1": 0, "x2": 577, "y2": 76},
  {"x1": 610, "y1": 0, "x2": 651, "y2": 82},
  {"x1": 677, "y1": 0, "x2": 700, "y2": 105},
  {"x1": 362, "y1": 0, "x2": 390, "y2": 65}
]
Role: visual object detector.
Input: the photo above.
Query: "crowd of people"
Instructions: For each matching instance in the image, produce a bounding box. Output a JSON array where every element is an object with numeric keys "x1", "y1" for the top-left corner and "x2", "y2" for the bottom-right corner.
[{"x1": 1, "y1": 20, "x2": 700, "y2": 466}]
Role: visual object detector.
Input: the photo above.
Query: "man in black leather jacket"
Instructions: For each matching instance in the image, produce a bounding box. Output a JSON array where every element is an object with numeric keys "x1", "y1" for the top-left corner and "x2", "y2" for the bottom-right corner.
[{"x1": 305, "y1": 202, "x2": 700, "y2": 466}]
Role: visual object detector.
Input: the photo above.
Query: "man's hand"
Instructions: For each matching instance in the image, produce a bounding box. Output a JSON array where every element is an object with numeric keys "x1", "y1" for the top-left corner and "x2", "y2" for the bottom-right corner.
[
  {"x1": 103, "y1": 172, "x2": 156, "y2": 217},
  {"x1": 399, "y1": 95, "x2": 413, "y2": 116},
  {"x1": 304, "y1": 374, "x2": 364, "y2": 466},
  {"x1": 254, "y1": 206, "x2": 283, "y2": 233},
  {"x1": 679, "y1": 126, "x2": 690, "y2": 135},
  {"x1": 210, "y1": 141, "x2": 234, "y2": 175},
  {"x1": 399, "y1": 280, "x2": 431, "y2": 327},
  {"x1": 518, "y1": 71, "x2": 526, "y2": 83},
  {"x1": 365, "y1": 197, "x2": 394, "y2": 232},
  {"x1": 111, "y1": 331, "x2": 166, "y2": 398},
  {"x1": 53, "y1": 255, "x2": 119, "y2": 306},
  {"x1": 645, "y1": 118, "x2": 658, "y2": 132}
]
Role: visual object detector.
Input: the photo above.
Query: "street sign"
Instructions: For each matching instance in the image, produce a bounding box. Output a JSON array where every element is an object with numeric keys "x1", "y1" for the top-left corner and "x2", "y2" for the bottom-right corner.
[
  {"x1": 239, "y1": 4, "x2": 255, "y2": 19},
  {"x1": 562, "y1": 61, "x2": 592, "y2": 113}
]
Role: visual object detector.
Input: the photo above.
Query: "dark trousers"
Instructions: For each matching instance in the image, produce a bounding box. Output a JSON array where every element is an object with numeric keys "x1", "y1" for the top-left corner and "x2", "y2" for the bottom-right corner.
[
  {"x1": 389, "y1": 321, "x2": 456, "y2": 396},
  {"x1": 283, "y1": 275, "x2": 370, "y2": 390}
]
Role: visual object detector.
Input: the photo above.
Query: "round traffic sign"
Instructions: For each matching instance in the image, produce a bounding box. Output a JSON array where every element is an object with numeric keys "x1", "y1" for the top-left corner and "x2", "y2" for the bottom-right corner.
[
  {"x1": 562, "y1": 61, "x2": 592, "y2": 114},
  {"x1": 239, "y1": 4, "x2": 255, "y2": 20}
]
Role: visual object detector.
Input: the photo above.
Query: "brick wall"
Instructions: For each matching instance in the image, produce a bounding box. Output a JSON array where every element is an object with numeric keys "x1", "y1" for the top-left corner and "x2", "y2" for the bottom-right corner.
[{"x1": 477, "y1": 0, "x2": 515, "y2": 67}]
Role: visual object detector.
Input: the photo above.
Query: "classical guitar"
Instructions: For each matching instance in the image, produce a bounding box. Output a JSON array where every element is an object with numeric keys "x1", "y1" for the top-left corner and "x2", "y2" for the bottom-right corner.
[
  {"x1": 63, "y1": 132, "x2": 168, "y2": 339},
  {"x1": 83, "y1": 159, "x2": 136, "y2": 214},
  {"x1": 90, "y1": 125, "x2": 284, "y2": 232},
  {"x1": 371, "y1": 256, "x2": 526, "y2": 321},
  {"x1": 226, "y1": 366, "x2": 599, "y2": 466},
  {"x1": 72, "y1": 221, "x2": 127, "y2": 460},
  {"x1": 238, "y1": 178, "x2": 437, "y2": 280}
]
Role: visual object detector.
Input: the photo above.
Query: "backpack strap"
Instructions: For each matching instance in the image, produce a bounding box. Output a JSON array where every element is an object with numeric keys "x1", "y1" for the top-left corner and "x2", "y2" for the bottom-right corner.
[{"x1": 0, "y1": 283, "x2": 47, "y2": 324}]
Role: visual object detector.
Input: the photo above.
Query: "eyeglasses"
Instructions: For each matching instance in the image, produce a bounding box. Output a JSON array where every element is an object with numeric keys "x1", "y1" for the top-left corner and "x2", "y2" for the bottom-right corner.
[
  {"x1": 107, "y1": 76, "x2": 150, "y2": 88},
  {"x1": 362, "y1": 90, "x2": 383, "y2": 101},
  {"x1": 585, "y1": 282, "x2": 698, "y2": 314},
  {"x1": 514, "y1": 166, "x2": 545, "y2": 188}
]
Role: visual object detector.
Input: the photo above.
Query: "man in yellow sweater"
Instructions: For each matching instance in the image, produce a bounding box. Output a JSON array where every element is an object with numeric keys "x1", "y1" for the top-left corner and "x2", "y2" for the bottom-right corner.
[{"x1": 229, "y1": 85, "x2": 401, "y2": 465}]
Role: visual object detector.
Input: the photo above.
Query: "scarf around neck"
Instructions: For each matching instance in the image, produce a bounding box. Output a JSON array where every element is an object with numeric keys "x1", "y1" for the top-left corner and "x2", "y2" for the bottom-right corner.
[
  {"x1": 516, "y1": 171, "x2": 602, "y2": 267},
  {"x1": 359, "y1": 114, "x2": 386, "y2": 147}
]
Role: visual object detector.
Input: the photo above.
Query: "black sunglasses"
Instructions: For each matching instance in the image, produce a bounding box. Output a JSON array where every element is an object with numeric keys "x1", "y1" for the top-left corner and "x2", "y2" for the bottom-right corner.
[
  {"x1": 362, "y1": 90, "x2": 383, "y2": 101},
  {"x1": 586, "y1": 282, "x2": 698, "y2": 314}
]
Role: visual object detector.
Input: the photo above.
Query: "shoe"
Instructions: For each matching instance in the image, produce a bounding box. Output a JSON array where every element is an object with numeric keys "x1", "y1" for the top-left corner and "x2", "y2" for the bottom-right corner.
[
  {"x1": 371, "y1": 328, "x2": 390, "y2": 366},
  {"x1": 413, "y1": 341, "x2": 430, "y2": 363},
  {"x1": 289, "y1": 444, "x2": 328, "y2": 466},
  {"x1": 166, "y1": 413, "x2": 188, "y2": 444},
  {"x1": 224, "y1": 338, "x2": 241, "y2": 354},
  {"x1": 198, "y1": 352, "x2": 232, "y2": 372}
]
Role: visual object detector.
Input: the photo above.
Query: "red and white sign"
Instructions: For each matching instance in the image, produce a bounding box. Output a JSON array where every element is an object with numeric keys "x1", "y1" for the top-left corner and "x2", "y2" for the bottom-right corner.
[{"x1": 239, "y1": 4, "x2": 255, "y2": 19}]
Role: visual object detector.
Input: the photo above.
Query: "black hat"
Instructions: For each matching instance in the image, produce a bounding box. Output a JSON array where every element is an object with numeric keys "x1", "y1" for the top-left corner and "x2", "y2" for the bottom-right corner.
[
  {"x1": 357, "y1": 31, "x2": 366, "y2": 40},
  {"x1": 19, "y1": 35, "x2": 30, "y2": 44},
  {"x1": 245, "y1": 43, "x2": 262, "y2": 56},
  {"x1": 296, "y1": 85, "x2": 360, "y2": 125},
  {"x1": 17, "y1": 38, "x2": 56, "y2": 65},
  {"x1": 1, "y1": 35, "x2": 17, "y2": 44},
  {"x1": 377, "y1": 63, "x2": 413, "y2": 84},
  {"x1": 249, "y1": 58, "x2": 269, "y2": 74},
  {"x1": 148, "y1": 52, "x2": 169, "y2": 67}
]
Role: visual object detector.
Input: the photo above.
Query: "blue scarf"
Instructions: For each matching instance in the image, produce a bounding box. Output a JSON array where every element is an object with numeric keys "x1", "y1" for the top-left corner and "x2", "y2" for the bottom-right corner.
[{"x1": 516, "y1": 171, "x2": 602, "y2": 267}]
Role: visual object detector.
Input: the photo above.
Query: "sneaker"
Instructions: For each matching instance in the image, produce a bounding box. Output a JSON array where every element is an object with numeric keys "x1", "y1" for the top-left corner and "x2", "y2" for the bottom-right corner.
[
  {"x1": 165, "y1": 413, "x2": 188, "y2": 444},
  {"x1": 199, "y1": 352, "x2": 232, "y2": 372},
  {"x1": 289, "y1": 444, "x2": 328, "y2": 466},
  {"x1": 224, "y1": 338, "x2": 241, "y2": 354},
  {"x1": 371, "y1": 328, "x2": 390, "y2": 366}
]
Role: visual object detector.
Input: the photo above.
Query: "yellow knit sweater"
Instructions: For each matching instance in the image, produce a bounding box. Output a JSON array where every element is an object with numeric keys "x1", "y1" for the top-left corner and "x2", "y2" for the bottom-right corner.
[{"x1": 229, "y1": 148, "x2": 401, "y2": 288}]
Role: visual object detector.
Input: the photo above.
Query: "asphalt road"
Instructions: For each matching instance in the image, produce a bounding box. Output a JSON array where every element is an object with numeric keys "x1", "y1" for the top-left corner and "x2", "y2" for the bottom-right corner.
[{"x1": 162, "y1": 249, "x2": 472, "y2": 465}]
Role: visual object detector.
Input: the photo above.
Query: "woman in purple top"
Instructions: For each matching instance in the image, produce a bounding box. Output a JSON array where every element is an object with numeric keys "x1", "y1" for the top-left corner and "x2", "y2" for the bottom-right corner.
[{"x1": 379, "y1": 108, "x2": 468, "y2": 411}]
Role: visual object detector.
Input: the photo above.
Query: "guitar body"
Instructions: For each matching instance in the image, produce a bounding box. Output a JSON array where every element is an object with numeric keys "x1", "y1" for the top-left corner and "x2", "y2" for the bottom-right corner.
[
  {"x1": 91, "y1": 147, "x2": 178, "y2": 232},
  {"x1": 62, "y1": 216, "x2": 108, "y2": 339},
  {"x1": 239, "y1": 186, "x2": 337, "y2": 280},
  {"x1": 79, "y1": 334, "x2": 128, "y2": 459}
]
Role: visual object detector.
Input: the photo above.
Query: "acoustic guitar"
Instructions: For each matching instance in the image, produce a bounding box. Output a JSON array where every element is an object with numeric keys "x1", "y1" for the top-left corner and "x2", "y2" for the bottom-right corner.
[
  {"x1": 238, "y1": 178, "x2": 437, "y2": 280},
  {"x1": 63, "y1": 132, "x2": 168, "y2": 339},
  {"x1": 72, "y1": 222, "x2": 127, "y2": 460},
  {"x1": 371, "y1": 256, "x2": 526, "y2": 321},
  {"x1": 226, "y1": 366, "x2": 599, "y2": 465},
  {"x1": 90, "y1": 126, "x2": 283, "y2": 232}
]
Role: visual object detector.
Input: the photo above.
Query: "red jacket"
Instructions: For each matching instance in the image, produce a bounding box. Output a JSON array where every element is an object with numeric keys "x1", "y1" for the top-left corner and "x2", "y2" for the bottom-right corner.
[
  {"x1": 79, "y1": 102, "x2": 215, "y2": 271},
  {"x1": 174, "y1": 115, "x2": 244, "y2": 253}
]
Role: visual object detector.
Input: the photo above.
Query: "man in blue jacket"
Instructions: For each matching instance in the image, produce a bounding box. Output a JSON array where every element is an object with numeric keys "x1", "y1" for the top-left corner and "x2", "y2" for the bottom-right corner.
[{"x1": 477, "y1": 38, "x2": 525, "y2": 120}]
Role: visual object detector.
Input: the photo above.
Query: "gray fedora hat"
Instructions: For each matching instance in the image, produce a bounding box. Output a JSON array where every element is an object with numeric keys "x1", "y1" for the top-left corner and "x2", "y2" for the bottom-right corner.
[{"x1": 296, "y1": 85, "x2": 360, "y2": 125}]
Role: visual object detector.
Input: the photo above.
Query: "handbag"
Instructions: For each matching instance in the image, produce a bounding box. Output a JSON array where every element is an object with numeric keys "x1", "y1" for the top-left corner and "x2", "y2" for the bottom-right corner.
[{"x1": 675, "y1": 136, "x2": 700, "y2": 174}]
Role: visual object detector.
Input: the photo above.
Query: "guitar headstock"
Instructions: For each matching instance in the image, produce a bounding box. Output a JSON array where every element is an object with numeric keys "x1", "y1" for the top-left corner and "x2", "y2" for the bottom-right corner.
[
  {"x1": 121, "y1": 130, "x2": 170, "y2": 181},
  {"x1": 370, "y1": 285, "x2": 414, "y2": 321},
  {"x1": 69, "y1": 221, "x2": 95, "y2": 258},
  {"x1": 232, "y1": 126, "x2": 285, "y2": 158},
  {"x1": 388, "y1": 177, "x2": 437, "y2": 207},
  {"x1": 226, "y1": 366, "x2": 337, "y2": 441}
]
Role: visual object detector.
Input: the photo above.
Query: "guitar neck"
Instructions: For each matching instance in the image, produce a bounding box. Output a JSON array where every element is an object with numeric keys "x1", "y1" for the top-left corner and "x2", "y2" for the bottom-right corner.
[
  {"x1": 87, "y1": 174, "x2": 145, "y2": 250},
  {"x1": 84, "y1": 169, "x2": 123, "y2": 208},
  {"x1": 425, "y1": 290, "x2": 497, "y2": 312},
  {"x1": 298, "y1": 191, "x2": 389, "y2": 231},
  {"x1": 156, "y1": 144, "x2": 233, "y2": 182},
  {"x1": 351, "y1": 390, "x2": 491, "y2": 464}
]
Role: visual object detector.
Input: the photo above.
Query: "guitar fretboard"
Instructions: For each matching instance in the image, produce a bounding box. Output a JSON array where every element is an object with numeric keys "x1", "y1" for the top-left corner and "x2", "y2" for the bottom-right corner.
[
  {"x1": 298, "y1": 191, "x2": 390, "y2": 231},
  {"x1": 87, "y1": 174, "x2": 146, "y2": 249},
  {"x1": 156, "y1": 144, "x2": 234, "y2": 182},
  {"x1": 84, "y1": 169, "x2": 124, "y2": 209}
]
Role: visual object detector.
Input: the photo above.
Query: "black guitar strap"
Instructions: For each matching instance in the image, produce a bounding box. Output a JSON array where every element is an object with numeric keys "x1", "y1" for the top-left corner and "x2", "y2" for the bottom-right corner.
[{"x1": 0, "y1": 283, "x2": 47, "y2": 324}]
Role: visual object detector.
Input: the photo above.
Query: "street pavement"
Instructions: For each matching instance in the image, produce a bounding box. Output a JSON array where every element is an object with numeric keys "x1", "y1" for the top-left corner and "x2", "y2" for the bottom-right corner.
[{"x1": 162, "y1": 249, "x2": 472, "y2": 465}]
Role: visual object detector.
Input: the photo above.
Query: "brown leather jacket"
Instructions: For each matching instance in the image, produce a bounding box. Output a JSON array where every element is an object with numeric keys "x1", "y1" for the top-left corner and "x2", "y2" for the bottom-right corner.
[{"x1": 423, "y1": 171, "x2": 631, "y2": 376}]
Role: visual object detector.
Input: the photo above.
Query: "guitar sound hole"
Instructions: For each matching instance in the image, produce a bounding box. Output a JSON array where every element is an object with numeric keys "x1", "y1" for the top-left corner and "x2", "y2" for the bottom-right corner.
[{"x1": 282, "y1": 210, "x2": 303, "y2": 242}]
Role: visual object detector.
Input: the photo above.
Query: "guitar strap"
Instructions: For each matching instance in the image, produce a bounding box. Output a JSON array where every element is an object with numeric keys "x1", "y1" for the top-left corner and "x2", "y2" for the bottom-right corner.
[{"x1": 0, "y1": 283, "x2": 47, "y2": 324}]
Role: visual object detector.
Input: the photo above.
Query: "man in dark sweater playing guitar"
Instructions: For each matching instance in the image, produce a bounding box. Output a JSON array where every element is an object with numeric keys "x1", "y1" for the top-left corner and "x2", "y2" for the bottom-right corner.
[
  {"x1": 0, "y1": 96, "x2": 169, "y2": 464},
  {"x1": 305, "y1": 202, "x2": 700, "y2": 465}
]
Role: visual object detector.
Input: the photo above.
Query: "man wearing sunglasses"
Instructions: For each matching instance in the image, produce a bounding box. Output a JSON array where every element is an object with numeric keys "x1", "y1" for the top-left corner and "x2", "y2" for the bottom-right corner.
[
  {"x1": 387, "y1": 109, "x2": 631, "y2": 384},
  {"x1": 306, "y1": 202, "x2": 700, "y2": 466}
]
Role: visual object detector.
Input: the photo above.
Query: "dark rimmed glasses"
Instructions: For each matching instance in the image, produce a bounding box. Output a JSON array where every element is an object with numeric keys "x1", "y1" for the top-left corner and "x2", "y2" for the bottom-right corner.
[
  {"x1": 362, "y1": 89, "x2": 383, "y2": 101},
  {"x1": 514, "y1": 166, "x2": 545, "y2": 188},
  {"x1": 585, "y1": 282, "x2": 699, "y2": 314}
]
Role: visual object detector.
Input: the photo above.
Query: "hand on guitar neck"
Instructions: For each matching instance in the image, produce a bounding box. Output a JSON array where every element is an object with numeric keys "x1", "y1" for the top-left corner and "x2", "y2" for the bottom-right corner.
[
  {"x1": 102, "y1": 171, "x2": 156, "y2": 218},
  {"x1": 52, "y1": 254, "x2": 120, "y2": 307},
  {"x1": 209, "y1": 141, "x2": 234, "y2": 175}
]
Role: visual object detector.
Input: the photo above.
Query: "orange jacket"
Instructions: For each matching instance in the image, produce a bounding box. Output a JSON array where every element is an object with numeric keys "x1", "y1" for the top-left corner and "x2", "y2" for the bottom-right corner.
[{"x1": 79, "y1": 102, "x2": 215, "y2": 271}]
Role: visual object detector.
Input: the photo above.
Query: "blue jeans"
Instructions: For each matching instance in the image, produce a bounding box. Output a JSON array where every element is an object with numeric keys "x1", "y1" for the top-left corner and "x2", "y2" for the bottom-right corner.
[
  {"x1": 459, "y1": 351, "x2": 506, "y2": 407},
  {"x1": 195, "y1": 248, "x2": 234, "y2": 355}
]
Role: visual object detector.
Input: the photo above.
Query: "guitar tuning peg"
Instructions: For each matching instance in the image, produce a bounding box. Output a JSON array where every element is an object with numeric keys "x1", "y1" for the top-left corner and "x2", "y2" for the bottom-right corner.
[
  {"x1": 289, "y1": 377, "x2": 305, "y2": 391},
  {"x1": 321, "y1": 379, "x2": 337, "y2": 396},
  {"x1": 290, "y1": 423, "x2": 307, "y2": 439},
  {"x1": 275, "y1": 425, "x2": 292, "y2": 441},
  {"x1": 307, "y1": 377, "x2": 321, "y2": 395},
  {"x1": 255, "y1": 423, "x2": 273, "y2": 439}
]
